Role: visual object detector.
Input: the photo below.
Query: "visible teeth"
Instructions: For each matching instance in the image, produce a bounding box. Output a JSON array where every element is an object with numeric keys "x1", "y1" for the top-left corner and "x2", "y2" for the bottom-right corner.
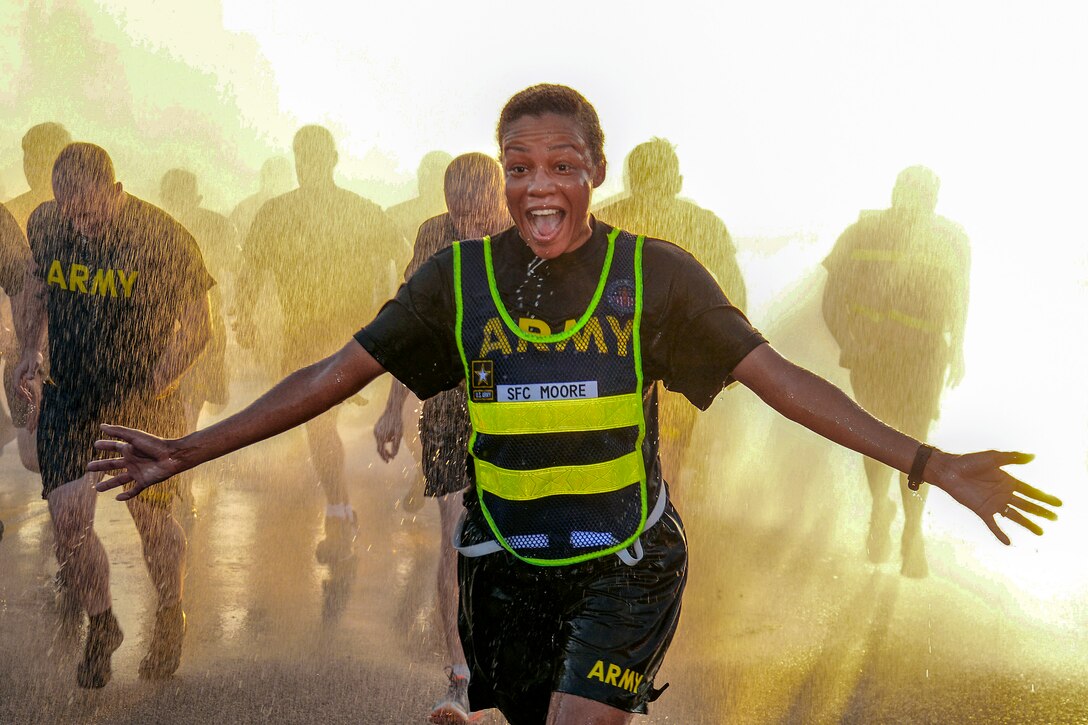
[{"x1": 530, "y1": 209, "x2": 559, "y2": 216}]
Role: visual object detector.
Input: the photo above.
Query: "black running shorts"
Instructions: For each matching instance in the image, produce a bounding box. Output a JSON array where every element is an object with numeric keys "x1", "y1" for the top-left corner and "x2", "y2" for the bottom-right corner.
[
  {"x1": 458, "y1": 502, "x2": 687, "y2": 724},
  {"x1": 38, "y1": 383, "x2": 185, "y2": 506},
  {"x1": 849, "y1": 350, "x2": 945, "y2": 438}
]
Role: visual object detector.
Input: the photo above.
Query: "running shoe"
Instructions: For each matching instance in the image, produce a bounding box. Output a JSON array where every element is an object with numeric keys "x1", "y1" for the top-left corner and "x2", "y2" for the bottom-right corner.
[
  {"x1": 429, "y1": 668, "x2": 482, "y2": 724},
  {"x1": 315, "y1": 511, "x2": 359, "y2": 564},
  {"x1": 77, "y1": 610, "x2": 123, "y2": 688},
  {"x1": 139, "y1": 603, "x2": 186, "y2": 680}
]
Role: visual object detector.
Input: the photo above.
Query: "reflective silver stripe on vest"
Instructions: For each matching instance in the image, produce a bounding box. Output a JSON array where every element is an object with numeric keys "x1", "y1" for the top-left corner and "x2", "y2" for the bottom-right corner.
[{"x1": 452, "y1": 485, "x2": 670, "y2": 566}]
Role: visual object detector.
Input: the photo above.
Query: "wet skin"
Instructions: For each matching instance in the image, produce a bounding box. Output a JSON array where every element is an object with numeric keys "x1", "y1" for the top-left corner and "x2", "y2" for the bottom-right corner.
[{"x1": 500, "y1": 113, "x2": 606, "y2": 260}]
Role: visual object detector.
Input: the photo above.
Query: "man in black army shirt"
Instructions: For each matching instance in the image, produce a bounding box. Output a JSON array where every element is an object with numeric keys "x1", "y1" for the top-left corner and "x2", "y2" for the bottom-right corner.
[{"x1": 15, "y1": 143, "x2": 212, "y2": 688}]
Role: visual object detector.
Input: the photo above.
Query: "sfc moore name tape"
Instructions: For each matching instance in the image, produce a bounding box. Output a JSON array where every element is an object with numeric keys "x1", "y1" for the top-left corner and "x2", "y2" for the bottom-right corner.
[{"x1": 498, "y1": 381, "x2": 599, "y2": 402}]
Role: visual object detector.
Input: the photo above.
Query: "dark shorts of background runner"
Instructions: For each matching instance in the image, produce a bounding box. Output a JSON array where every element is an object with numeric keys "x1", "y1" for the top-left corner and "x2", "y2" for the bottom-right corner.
[
  {"x1": 849, "y1": 351, "x2": 946, "y2": 438},
  {"x1": 2, "y1": 352, "x2": 30, "y2": 427},
  {"x1": 458, "y1": 501, "x2": 688, "y2": 725},
  {"x1": 38, "y1": 383, "x2": 185, "y2": 507},
  {"x1": 418, "y1": 385, "x2": 471, "y2": 498}
]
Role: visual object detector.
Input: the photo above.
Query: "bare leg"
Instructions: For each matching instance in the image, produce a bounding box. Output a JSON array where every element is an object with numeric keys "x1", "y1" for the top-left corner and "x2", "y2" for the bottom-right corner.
[
  {"x1": 0, "y1": 403, "x2": 14, "y2": 451},
  {"x1": 851, "y1": 369, "x2": 897, "y2": 565},
  {"x1": 437, "y1": 494, "x2": 467, "y2": 669},
  {"x1": 306, "y1": 408, "x2": 347, "y2": 505},
  {"x1": 127, "y1": 496, "x2": 186, "y2": 609},
  {"x1": 127, "y1": 494, "x2": 188, "y2": 678},
  {"x1": 48, "y1": 475, "x2": 111, "y2": 617},
  {"x1": 899, "y1": 471, "x2": 930, "y2": 578},
  {"x1": 48, "y1": 474, "x2": 124, "y2": 688},
  {"x1": 307, "y1": 408, "x2": 356, "y2": 564},
  {"x1": 175, "y1": 391, "x2": 203, "y2": 531},
  {"x1": 862, "y1": 456, "x2": 896, "y2": 563},
  {"x1": 546, "y1": 693, "x2": 634, "y2": 725},
  {"x1": 428, "y1": 495, "x2": 474, "y2": 724},
  {"x1": 17, "y1": 428, "x2": 39, "y2": 472},
  {"x1": 898, "y1": 412, "x2": 933, "y2": 578}
]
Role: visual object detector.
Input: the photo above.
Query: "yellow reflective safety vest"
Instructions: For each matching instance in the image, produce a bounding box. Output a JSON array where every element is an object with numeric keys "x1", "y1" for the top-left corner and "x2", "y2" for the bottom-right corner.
[{"x1": 453, "y1": 228, "x2": 663, "y2": 566}]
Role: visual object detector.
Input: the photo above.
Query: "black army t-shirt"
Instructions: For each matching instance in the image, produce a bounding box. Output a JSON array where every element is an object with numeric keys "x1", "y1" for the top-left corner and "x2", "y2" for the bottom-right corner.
[
  {"x1": 357, "y1": 218, "x2": 765, "y2": 410},
  {"x1": 356, "y1": 218, "x2": 766, "y2": 536},
  {"x1": 28, "y1": 195, "x2": 214, "y2": 398}
]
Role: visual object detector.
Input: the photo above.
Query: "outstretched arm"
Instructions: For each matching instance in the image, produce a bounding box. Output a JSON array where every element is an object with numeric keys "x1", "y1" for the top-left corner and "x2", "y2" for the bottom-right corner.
[
  {"x1": 90, "y1": 341, "x2": 386, "y2": 500},
  {"x1": 731, "y1": 343, "x2": 1060, "y2": 544}
]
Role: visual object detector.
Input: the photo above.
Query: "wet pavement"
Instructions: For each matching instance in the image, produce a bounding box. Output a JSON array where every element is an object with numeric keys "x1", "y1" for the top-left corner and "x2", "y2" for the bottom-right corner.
[{"x1": 2, "y1": 374, "x2": 1086, "y2": 724}]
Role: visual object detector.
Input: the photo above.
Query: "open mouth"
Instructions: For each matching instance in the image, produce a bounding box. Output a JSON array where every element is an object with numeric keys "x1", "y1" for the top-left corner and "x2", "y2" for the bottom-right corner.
[{"x1": 526, "y1": 208, "x2": 565, "y2": 241}]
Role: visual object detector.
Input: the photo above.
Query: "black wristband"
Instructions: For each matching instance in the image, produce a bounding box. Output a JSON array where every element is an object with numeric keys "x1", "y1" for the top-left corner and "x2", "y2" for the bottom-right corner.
[{"x1": 908, "y1": 444, "x2": 935, "y2": 491}]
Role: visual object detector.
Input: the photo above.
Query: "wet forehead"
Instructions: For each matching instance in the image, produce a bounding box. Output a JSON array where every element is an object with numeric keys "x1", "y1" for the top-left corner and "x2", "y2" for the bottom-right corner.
[{"x1": 501, "y1": 114, "x2": 591, "y2": 156}]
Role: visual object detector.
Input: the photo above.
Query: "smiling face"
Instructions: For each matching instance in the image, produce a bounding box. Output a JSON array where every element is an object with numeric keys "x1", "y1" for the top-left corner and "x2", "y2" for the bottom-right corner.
[{"x1": 500, "y1": 113, "x2": 606, "y2": 260}]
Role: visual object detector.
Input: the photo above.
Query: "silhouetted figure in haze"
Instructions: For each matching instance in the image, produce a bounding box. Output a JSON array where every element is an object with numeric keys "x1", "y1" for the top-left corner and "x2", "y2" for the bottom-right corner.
[
  {"x1": 159, "y1": 168, "x2": 231, "y2": 528},
  {"x1": 374, "y1": 152, "x2": 511, "y2": 723},
  {"x1": 7, "y1": 123, "x2": 73, "y2": 232},
  {"x1": 822, "y1": 165, "x2": 971, "y2": 578},
  {"x1": 161, "y1": 169, "x2": 238, "y2": 290},
  {"x1": 385, "y1": 150, "x2": 453, "y2": 270},
  {"x1": 0, "y1": 204, "x2": 31, "y2": 480},
  {"x1": 15, "y1": 142, "x2": 212, "y2": 687},
  {"x1": 228, "y1": 156, "x2": 294, "y2": 242},
  {"x1": 234, "y1": 125, "x2": 402, "y2": 565},
  {"x1": 597, "y1": 138, "x2": 747, "y2": 492},
  {"x1": 0, "y1": 206, "x2": 29, "y2": 342},
  {"x1": 3, "y1": 123, "x2": 72, "y2": 472},
  {"x1": 229, "y1": 156, "x2": 295, "y2": 383}
]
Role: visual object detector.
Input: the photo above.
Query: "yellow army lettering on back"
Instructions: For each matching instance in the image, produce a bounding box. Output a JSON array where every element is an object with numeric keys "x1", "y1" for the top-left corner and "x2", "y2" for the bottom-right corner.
[
  {"x1": 586, "y1": 659, "x2": 645, "y2": 694},
  {"x1": 48, "y1": 260, "x2": 139, "y2": 298},
  {"x1": 477, "y1": 315, "x2": 633, "y2": 358}
]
